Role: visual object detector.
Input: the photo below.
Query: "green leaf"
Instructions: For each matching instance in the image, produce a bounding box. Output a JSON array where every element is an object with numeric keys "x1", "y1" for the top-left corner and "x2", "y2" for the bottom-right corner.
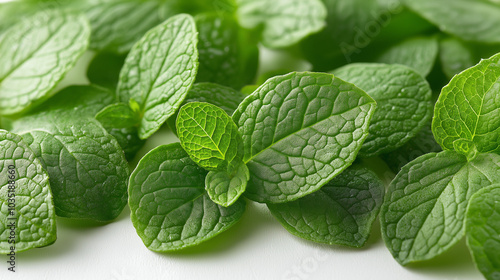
[
  {"x1": 177, "y1": 102, "x2": 244, "y2": 172},
  {"x1": 332, "y1": 63, "x2": 433, "y2": 157},
  {"x1": 466, "y1": 184, "x2": 500, "y2": 280},
  {"x1": 129, "y1": 143, "x2": 246, "y2": 252},
  {"x1": 232, "y1": 72, "x2": 377, "y2": 203},
  {"x1": 0, "y1": 130, "x2": 56, "y2": 253},
  {"x1": 268, "y1": 164, "x2": 385, "y2": 247},
  {"x1": 9, "y1": 86, "x2": 130, "y2": 221},
  {"x1": 96, "y1": 103, "x2": 140, "y2": 129},
  {"x1": 404, "y1": 0, "x2": 500, "y2": 43},
  {"x1": 0, "y1": 9, "x2": 90, "y2": 116},
  {"x1": 206, "y1": 162, "x2": 249, "y2": 207},
  {"x1": 236, "y1": 0, "x2": 327, "y2": 48},
  {"x1": 87, "y1": 52, "x2": 126, "y2": 89},
  {"x1": 117, "y1": 14, "x2": 199, "y2": 139},
  {"x1": 381, "y1": 151, "x2": 500, "y2": 265},
  {"x1": 432, "y1": 52, "x2": 500, "y2": 156},
  {"x1": 376, "y1": 36, "x2": 438, "y2": 77},
  {"x1": 105, "y1": 127, "x2": 145, "y2": 162},
  {"x1": 195, "y1": 13, "x2": 258, "y2": 89},
  {"x1": 381, "y1": 122, "x2": 442, "y2": 173},
  {"x1": 439, "y1": 37, "x2": 475, "y2": 79}
]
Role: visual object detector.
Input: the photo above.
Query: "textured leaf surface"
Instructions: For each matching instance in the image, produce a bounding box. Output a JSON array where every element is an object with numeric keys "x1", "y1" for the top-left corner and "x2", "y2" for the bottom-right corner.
[
  {"x1": 117, "y1": 14, "x2": 198, "y2": 139},
  {"x1": 432, "y1": 53, "x2": 500, "y2": 156},
  {"x1": 268, "y1": 164, "x2": 384, "y2": 247},
  {"x1": 439, "y1": 37, "x2": 475, "y2": 79},
  {"x1": 205, "y1": 162, "x2": 249, "y2": 207},
  {"x1": 236, "y1": 0, "x2": 327, "y2": 48},
  {"x1": 129, "y1": 143, "x2": 245, "y2": 251},
  {"x1": 381, "y1": 151, "x2": 500, "y2": 265},
  {"x1": 196, "y1": 13, "x2": 258, "y2": 89},
  {"x1": 404, "y1": 0, "x2": 500, "y2": 43},
  {"x1": 333, "y1": 63, "x2": 433, "y2": 157},
  {"x1": 466, "y1": 184, "x2": 500, "y2": 280},
  {"x1": 0, "y1": 130, "x2": 56, "y2": 253},
  {"x1": 376, "y1": 37, "x2": 438, "y2": 77},
  {"x1": 381, "y1": 122, "x2": 442, "y2": 173},
  {"x1": 0, "y1": 9, "x2": 90, "y2": 115},
  {"x1": 9, "y1": 86, "x2": 129, "y2": 221},
  {"x1": 232, "y1": 72, "x2": 376, "y2": 203}
]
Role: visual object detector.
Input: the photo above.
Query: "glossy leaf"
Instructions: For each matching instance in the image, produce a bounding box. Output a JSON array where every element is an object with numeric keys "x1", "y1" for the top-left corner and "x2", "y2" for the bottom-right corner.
[
  {"x1": 117, "y1": 14, "x2": 198, "y2": 139},
  {"x1": 268, "y1": 164, "x2": 384, "y2": 247},
  {"x1": 0, "y1": 130, "x2": 56, "y2": 253},
  {"x1": 129, "y1": 143, "x2": 246, "y2": 252},
  {"x1": 333, "y1": 63, "x2": 433, "y2": 157},
  {"x1": 232, "y1": 72, "x2": 376, "y2": 203}
]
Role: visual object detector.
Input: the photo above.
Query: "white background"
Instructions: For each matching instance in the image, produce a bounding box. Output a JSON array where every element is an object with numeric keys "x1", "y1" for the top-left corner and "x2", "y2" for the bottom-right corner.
[{"x1": 0, "y1": 1, "x2": 485, "y2": 278}]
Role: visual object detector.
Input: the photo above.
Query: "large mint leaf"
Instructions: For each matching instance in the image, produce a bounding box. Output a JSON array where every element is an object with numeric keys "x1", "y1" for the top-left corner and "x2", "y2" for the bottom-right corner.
[
  {"x1": 129, "y1": 143, "x2": 246, "y2": 252},
  {"x1": 466, "y1": 184, "x2": 500, "y2": 280},
  {"x1": 433, "y1": 53, "x2": 500, "y2": 157},
  {"x1": 232, "y1": 72, "x2": 376, "y2": 203},
  {"x1": 268, "y1": 164, "x2": 384, "y2": 247},
  {"x1": 376, "y1": 36, "x2": 438, "y2": 77},
  {"x1": 0, "y1": 9, "x2": 90, "y2": 116},
  {"x1": 9, "y1": 86, "x2": 130, "y2": 221},
  {"x1": 0, "y1": 130, "x2": 56, "y2": 253},
  {"x1": 333, "y1": 63, "x2": 433, "y2": 157},
  {"x1": 236, "y1": 0, "x2": 327, "y2": 48},
  {"x1": 117, "y1": 14, "x2": 198, "y2": 139},
  {"x1": 404, "y1": 0, "x2": 500, "y2": 43},
  {"x1": 381, "y1": 151, "x2": 500, "y2": 265},
  {"x1": 195, "y1": 13, "x2": 258, "y2": 90}
]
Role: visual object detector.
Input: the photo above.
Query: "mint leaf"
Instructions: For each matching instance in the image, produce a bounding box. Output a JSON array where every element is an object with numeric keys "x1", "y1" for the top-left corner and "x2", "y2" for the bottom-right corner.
[
  {"x1": 404, "y1": 0, "x2": 500, "y2": 43},
  {"x1": 333, "y1": 63, "x2": 433, "y2": 157},
  {"x1": 268, "y1": 164, "x2": 384, "y2": 248},
  {"x1": 432, "y1": 52, "x2": 500, "y2": 156},
  {"x1": 381, "y1": 151, "x2": 500, "y2": 265},
  {"x1": 205, "y1": 162, "x2": 250, "y2": 207},
  {"x1": 381, "y1": 122, "x2": 442, "y2": 173},
  {"x1": 96, "y1": 103, "x2": 140, "y2": 129},
  {"x1": 195, "y1": 13, "x2": 258, "y2": 89},
  {"x1": 0, "y1": 130, "x2": 56, "y2": 253},
  {"x1": 117, "y1": 14, "x2": 198, "y2": 139},
  {"x1": 439, "y1": 37, "x2": 475, "y2": 79},
  {"x1": 87, "y1": 52, "x2": 126, "y2": 89},
  {"x1": 129, "y1": 143, "x2": 246, "y2": 252},
  {"x1": 232, "y1": 72, "x2": 376, "y2": 203},
  {"x1": 0, "y1": 9, "x2": 90, "y2": 116},
  {"x1": 466, "y1": 184, "x2": 500, "y2": 280},
  {"x1": 376, "y1": 36, "x2": 438, "y2": 77},
  {"x1": 236, "y1": 0, "x2": 327, "y2": 48}
]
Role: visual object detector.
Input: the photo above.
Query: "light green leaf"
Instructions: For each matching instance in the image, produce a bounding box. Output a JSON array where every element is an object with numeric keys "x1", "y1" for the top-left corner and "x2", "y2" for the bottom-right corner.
[
  {"x1": 232, "y1": 72, "x2": 377, "y2": 203},
  {"x1": 0, "y1": 130, "x2": 56, "y2": 253},
  {"x1": 236, "y1": 0, "x2": 327, "y2": 48},
  {"x1": 96, "y1": 103, "x2": 140, "y2": 129},
  {"x1": 432, "y1": 52, "x2": 500, "y2": 156},
  {"x1": 439, "y1": 37, "x2": 475, "y2": 79},
  {"x1": 466, "y1": 184, "x2": 500, "y2": 280},
  {"x1": 206, "y1": 162, "x2": 249, "y2": 207},
  {"x1": 117, "y1": 14, "x2": 199, "y2": 139},
  {"x1": 87, "y1": 52, "x2": 126, "y2": 89},
  {"x1": 376, "y1": 36, "x2": 438, "y2": 76},
  {"x1": 129, "y1": 143, "x2": 246, "y2": 252},
  {"x1": 195, "y1": 13, "x2": 258, "y2": 89},
  {"x1": 404, "y1": 0, "x2": 500, "y2": 43},
  {"x1": 268, "y1": 164, "x2": 384, "y2": 247},
  {"x1": 0, "y1": 9, "x2": 90, "y2": 116},
  {"x1": 333, "y1": 63, "x2": 433, "y2": 157},
  {"x1": 381, "y1": 151, "x2": 500, "y2": 265},
  {"x1": 177, "y1": 102, "x2": 244, "y2": 172}
]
